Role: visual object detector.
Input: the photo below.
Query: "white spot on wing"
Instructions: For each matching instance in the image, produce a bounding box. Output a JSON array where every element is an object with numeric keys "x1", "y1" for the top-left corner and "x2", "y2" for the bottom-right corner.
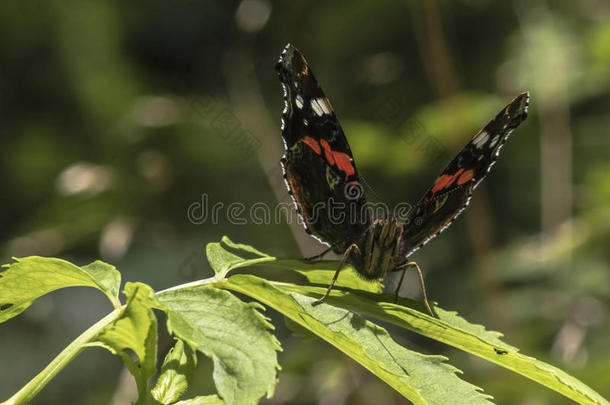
[
  {"x1": 310, "y1": 97, "x2": 332, "y2": 116},
  {"x1": 295, "y1": 94, "x2": 304, "y2": 109},
  {"x1": 489, "y1": 134, "x2": 500, "y2": 148},
  {"x1": 310, "y1": 98, "x2": 324, "y2": 116},
  {"x1": 319, "y1": 97, "x2": 332, "y2": 115},
  {"x1": 473, "y1": 130, "x2": 489, "y2": 149}
]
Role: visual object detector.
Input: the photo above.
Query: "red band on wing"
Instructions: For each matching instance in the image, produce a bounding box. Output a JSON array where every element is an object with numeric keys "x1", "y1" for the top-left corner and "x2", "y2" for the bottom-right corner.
[
  {"x1": 301, "y1": 136, "x2": 321, "y2": 155},
  {"x1": 431, "y1": 168, "x2": 464, "y2": 194},
  {"x1": 302, "y1": 137, "x2": 355, "y2": 181},
  {"x1": 430, "y1": 175, "x2": 453, "y2": 195},
  {"x1": 319, "y1": 139, "x2": 335, "y2": 165},
  {"x1": 427, "y1": 168, "x2": 471, "y2": 201},
  {"x1": 332, "y1": 151, "x2": 355, "y2": 180},
  {"x1": 457, "y1": 169, "x2": 474, "y2": 185}
]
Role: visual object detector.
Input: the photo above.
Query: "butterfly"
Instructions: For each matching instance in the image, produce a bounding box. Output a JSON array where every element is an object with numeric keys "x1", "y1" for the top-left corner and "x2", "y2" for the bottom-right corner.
[{"x1": 276, "y1": 43, "x2": 529, "y2": 314}]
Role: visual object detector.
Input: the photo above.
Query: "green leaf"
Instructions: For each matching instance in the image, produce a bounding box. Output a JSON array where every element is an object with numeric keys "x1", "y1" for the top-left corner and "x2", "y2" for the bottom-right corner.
[
  {"x1": 205, "y1": 238, "x2": 608, "y2": 405},
  {"x1": 152, "y1": 338, "x2": 198, "y2": 405},
  {"x1": 274, "y1": 282, "x2": 610, "y2": 405},
  {"x1": 94, "y1": 282, "x2": 159, "y2": 405},
  {"x1": 158, "y1": 286, "x2": 281, "y2": 405},
  {"x1": 206, "y1": 236, "x2": 274, "y2": 278},
  {"x1": 0, "y1": 256, "x2": 121, "y2": 323},
  {"x1": 173, "y1": 395, "x2": 224, "y2": 405},
  {"x1": 81, "y1": 260, "x2": 122, "y2": 300},
  {"x1": 221, "y1": 274, "x2": 493, "y2": 405},
  {"x1": 3, "y1": 308, "x2": 123, "y2": 405},
  {"x1": 266, "y1": 258, "x2": 383, "y2": 294},
  {"x1": 206, "y1": 236, "x2": 382, "y2": 293},
  {"x1": 3, "y1": 280, "x2": 161, "y2": 405}
]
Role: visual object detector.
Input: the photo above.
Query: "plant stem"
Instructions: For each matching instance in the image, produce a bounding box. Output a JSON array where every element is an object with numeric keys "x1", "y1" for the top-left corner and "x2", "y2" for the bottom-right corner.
[
  {"x1": 2, "y1": 308, "x2": 122, "y2": 405},
  {"x1": 157, "y1": 275, "x2": 220, "y2": 294}
]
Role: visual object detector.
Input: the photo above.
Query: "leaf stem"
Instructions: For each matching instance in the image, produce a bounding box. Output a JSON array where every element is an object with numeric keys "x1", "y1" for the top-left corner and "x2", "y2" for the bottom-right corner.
[
  {"x1": 157, "y1": 275, "x2": 220, "y2": 294},
  {"x1": 2, "y1": 308, "x2": 122, "y2": 405}
]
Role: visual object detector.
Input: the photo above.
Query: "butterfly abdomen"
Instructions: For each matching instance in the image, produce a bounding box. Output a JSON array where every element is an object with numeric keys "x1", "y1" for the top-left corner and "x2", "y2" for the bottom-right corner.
[{"x1": 347, "y1": 218, "x2": 404, "y2": 280}]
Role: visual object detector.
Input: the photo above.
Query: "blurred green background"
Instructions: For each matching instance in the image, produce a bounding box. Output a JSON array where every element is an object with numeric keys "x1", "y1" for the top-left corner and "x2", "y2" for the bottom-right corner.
[{"x1": 1, "y1": 1, "x2": 609, "y2": 404}]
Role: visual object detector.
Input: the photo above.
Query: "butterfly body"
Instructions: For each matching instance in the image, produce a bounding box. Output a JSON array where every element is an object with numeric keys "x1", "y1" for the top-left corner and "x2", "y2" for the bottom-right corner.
[
  {"x1": 353, "y1": 217, "x2": 405, "y2": 280},
  {"x1": 276, "y1": 43, "x2": 529, "y2": 307}
]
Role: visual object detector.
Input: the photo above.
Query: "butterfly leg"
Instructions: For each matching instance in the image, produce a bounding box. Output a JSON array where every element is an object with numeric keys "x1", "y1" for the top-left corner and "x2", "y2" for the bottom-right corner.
[
  {"x1": 394, "y1": 268, "x2": 407, "y2": 303},
  {"x1": 304, "y1": 246, "x2": 334, "y2": 262},
  {"x1": 312, "y1": 243, "x2": 359, "y2": 306},
  {"x1": 393, "y1": 261, "x2": 434, "y2": 317}
]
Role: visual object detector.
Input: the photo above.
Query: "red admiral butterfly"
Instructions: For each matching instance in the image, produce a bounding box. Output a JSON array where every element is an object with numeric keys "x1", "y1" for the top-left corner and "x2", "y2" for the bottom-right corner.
[{"x1": 276, "y1": 44, "x2": 529, "y2": 314}]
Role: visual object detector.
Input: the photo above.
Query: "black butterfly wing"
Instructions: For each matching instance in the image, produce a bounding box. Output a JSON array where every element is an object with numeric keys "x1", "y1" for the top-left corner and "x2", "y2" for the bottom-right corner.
[
  {"x1": 401, "y1": 92, "x2": 530, "y2": 257},
  {"x1": 277, "y1": 44, "x2": 371, "y2": 253}
]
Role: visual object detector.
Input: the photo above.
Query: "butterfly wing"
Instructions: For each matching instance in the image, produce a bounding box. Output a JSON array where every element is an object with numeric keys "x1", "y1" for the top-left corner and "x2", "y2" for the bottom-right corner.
[
  {"x1": 277, "y1": 44, "x2": 371, "y2": 253},
  {"x1": 401, "y1": 92, "x2": 530, "y2": 257}
]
